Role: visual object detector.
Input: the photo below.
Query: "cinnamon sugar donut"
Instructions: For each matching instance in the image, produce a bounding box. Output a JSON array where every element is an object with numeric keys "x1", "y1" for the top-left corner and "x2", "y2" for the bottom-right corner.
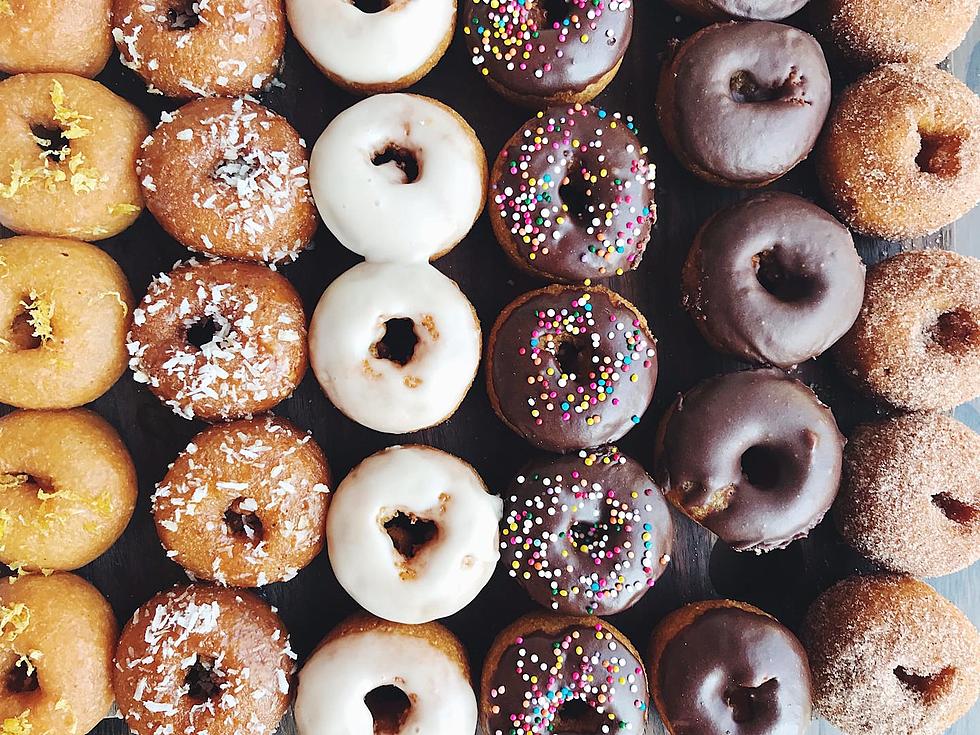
[
  {"x1": 817, "y1": 64, "x2": 980, "y2": 240},
  {"x1": 0, "y1": 0, "x2": 113, "y2": 77},
  {"x1": 835, "y1": 413, "x2": 980, "y2": 578},
  {"x1": 127, "y1": 259, "x2": 308, "y2": 421},
  {"x1": 803, "y1": 575, "x2": 980, "y2": 735},
  {"x1": 139, "y1": 97, "x2": 316, "y2": 264},
  {"x1": 835, "y1": 249, "x2": 980, "y2": 411}
]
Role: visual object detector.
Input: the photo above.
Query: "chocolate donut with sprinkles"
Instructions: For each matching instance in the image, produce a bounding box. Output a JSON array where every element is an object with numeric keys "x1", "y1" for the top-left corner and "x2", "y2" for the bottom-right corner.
[
  {"x1": 501, "y1": 446, "x2": 673, "y2": 616},
  {"x1": 490, "y1": 104, "x2": 657, "y2": 281},
  {"x1": 487, "y1": 284, "x2": 658, "y2": 453},
  {"x1": 464, "y1": 0, "x2": 635, "y2": 106}
]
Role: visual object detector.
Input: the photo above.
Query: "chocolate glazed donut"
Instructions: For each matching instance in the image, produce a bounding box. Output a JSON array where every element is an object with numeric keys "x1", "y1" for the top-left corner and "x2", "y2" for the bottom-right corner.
[
  {"x1": 657, "y1": 22, "x2": 831, "y2": 187},
  {"x1": 683, "y1": 192, "x2": 865, "y2": 368},
  {"x1": 656, "y1": 369, "x2": 844, "y2": 552},
  {"x1": 665, "y1": 0, "x2": 810, "y2": 22}
]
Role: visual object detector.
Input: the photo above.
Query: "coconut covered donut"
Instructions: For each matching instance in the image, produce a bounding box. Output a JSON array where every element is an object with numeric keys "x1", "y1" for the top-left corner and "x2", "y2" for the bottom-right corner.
[
  {"x1": 0, "y1": 73, "x2": 148, "y2": 241},
  {"x1": 0, "y1": 0, "x2": 113, "y2": 77},
  {"x1": 665, "y1": 0, "x2": 809, "y2": 21},
  {"x1": 138, "y1": 97, "x2": 316, "y2": 264},
  {"x1": 326, "y1": 445, "x2": 502, "y2": 625}
]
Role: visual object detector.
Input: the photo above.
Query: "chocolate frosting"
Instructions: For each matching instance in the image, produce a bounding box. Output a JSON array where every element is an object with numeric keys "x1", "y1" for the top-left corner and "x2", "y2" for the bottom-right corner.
[
  {"x1": 657, "y1": 607, "x2": 812, "y2": 735},
  {"x1": 659, "y1": 21, "x2": 831, "y2": 185},
  {"x1": 684, "y1": 192, "x2": 865, "y2": 368},
  {"x1": 489, "y1": 285, "x2": 658, "y2": 453},
  {"x1": 501, "y1": 447, "x2": 674, "y2": 615},
  {"x1": 491, "y1": 105, "x2": 657, "y2": 281},
  {"x1": 657, "y1": 369, "x2": 843, "y2": 552},
  {"x1": 666, "y1": 0, "x2": 809, "y2": 22}
]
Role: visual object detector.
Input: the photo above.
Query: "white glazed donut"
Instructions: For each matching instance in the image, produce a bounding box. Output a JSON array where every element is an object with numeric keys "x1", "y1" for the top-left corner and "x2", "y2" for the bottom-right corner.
[
  {"x1": 308, "y1": 262, "x2": 481, "y2": 433},
  {"x1": 286, "y1": 0, "x2": 456, "y2": 93},
  {"x1": 309, "y1": 94, "x2": 487, "y2": 263},
  {"x1": 326, "y1": 445, "x2": 502, "y2": 624},
  {"x1": 295, "y1": 616, "x2": 478, "y2": 735}
]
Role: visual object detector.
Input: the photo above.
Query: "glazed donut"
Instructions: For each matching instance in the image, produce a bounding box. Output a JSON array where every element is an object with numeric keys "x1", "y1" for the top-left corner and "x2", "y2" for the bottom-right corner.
[
  {"x1": 682, "y1": 192, "x2": 865, "y2": 368},
  {"x1": 835, "y1": 413, "x2": 980, "y2": 578},
  {"x1": 835, "y1": 249, "x2": 980, "y2": 411},
  {"x1": 310, "y1": 94, "x2": 486, "y2": 263},
  {"x1": 295, "y1": 615, "x2": 477, "y2": 735},
  {"x1": 114, "y1": 585, "x2": 295, "y2": 735},
  {"x1": 309, "y1": 263, "x2": 481, "y2": 434},
  {"x1": 489, "y1": 104, "x2": 657, "y2": 282},
  {"x1": 463, "y1": 0, "x2": 634, "y2": 106},
  {"x1": 0, "y1": 236, "x2": 133, "y2": 409},
  {"x1": 656, "y1": 368, "x2": 844, "y2": 553},
  {"x1": 481, "y1": 614, "x2": 649, "y2": 735},
  {"x1": 138, "y1": 97, "x2": 316, "y2": 264},
  {"x1": 657, "y1": 22, "x2": 831, "y2": 188},
  {"x1": 0, "y1": 410, "x2": 136, "y2": 572},
  {"x1": 648, "y1": 600, "x2": 812, "y2": 735},
  {"x1": 502, "y1": 447, "x2": 674, "y2": 616},
  {"x1": 487, "y1": 284, "x2": 658, "y2": 453},
  {"x1": 817, "y1": 64, "x2": 980, "y2": 240},
  {"x1": 287, "y1": 0, "x2": 455, "y2": 93},
  {"x1": 127, "y1": 259, "x2": 308, "y2": 422},
  {"x1": 0, "y1": 0, "x2": 113, "y2": 77},
  {"x1": 112, "y1": 0, "x2": 285, "y2": 98},
  {"x1": 153, "y1": 416, "x2": 331, "y2": 587},
  {"x1": 803, "y1": 575, "x2": 980, "y2": 735},
  {"x1": 665, "y1": 0, "x2": 809, "y2": 21},
  {"x1": 326, "y1": 445, "x2": 501, "y2": 625},
  {"x1": 0, "y1": 573, "x2": 116, "y2": 735},
  {"x1": 0, "y1": 73, "x2": 148, "y2": 241}
]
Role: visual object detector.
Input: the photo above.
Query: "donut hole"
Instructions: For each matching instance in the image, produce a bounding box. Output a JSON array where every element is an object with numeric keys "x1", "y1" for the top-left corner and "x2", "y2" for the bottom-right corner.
[
  {"x1": 931, "y1": 492, "x2": 979, "y2": 526},
  {"x1": 894, "y1": 666, "x2": 957, "y2": 704},
  {"x1": 184, "y1": 657, "x2": 222, "y2": 702},
  {"x1": 373, "y1": 318, "x2": 419, "y2": 366},
  {"x1": 364, "y1": 685, "x2": 412, "y2": 734},
  {"x1": 223, "y1": 497, "x2": 265, "y2": 543},
  {"x1": 753, "y1": 248, "x2": 817, "y2": 303},
  {"x1": 535, "y1": 0, "x2": 572, "y2": 27},
  {"x1": 559, "y1": 175, "x2": 594, "y2": 225},
  {"x1": 555, "y1": 339, "x2": 587, "y2": 377},
  {"x1": 352, "y1": 0, "x2": 391, "y2": 12},
  {"x1": 553, "y1": 698, "x2": 605, "y2": 734},
  {"x1": 740, "y1": 445, "x2": 787, "y2": 491},
  {"x1": 372, "y1": 145, "x2": 420, "y2": 184},
  {"x1": 8, "y1": 291, "x2": 56, "y2": 351},
  {"x1": 724, "y1": 679, "x2": 779, "y2": 723},
  {"x1": 730, "y1": 71, "x2": 792, "y2": 104},
  {"x1": 7, "y1": 312, "x2": 42, "y2": 351},
  {"x1": 5, "y1": 659, "x2": 38, "y2": 694},
  {"x1": 927, "y1": 308, "x2": 980, "y2": 355},
  {"x1": 30, "y1": 124, "x2": 70, "y2": 161},
  {"x1": 185, "y1": 314, "x2": 232, "y2": 352},
  {"x1": 916, "y1": 131, "x2": 962, "y2": 177},
  {"x1": 165, "y1": 1, "x2": 201, "y2": 30},
  {"x1": 383, "y1": 511, "x2": 437, "y2": 560}
]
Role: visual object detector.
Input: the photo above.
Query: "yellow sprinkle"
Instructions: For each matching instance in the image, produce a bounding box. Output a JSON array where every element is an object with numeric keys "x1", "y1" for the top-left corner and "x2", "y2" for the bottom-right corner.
[
  {"x1": 20, "y1": 290, "x2": 55, "y2": 344},
  {"x1": 108, "y1": 203, "x2": 140, "y2": 217},
  {"x1": 50, "y1": 81, "x2": 92, "y2": 140},
  {"x1": 0, "y1": 603, "x2": 30, "y2": 643},
  {"x1": 0, "y1": 711, "x2": 31, "y2": 735}
]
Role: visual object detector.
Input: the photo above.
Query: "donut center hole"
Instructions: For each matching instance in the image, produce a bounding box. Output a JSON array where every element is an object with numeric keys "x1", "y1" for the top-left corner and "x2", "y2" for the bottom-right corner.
[
  {"x1": 740, "y1": 445, "x2": 786, "y2": 491},
  {"x1": 213, "y1": 156, "x2": 259, "y2": 188},
  {"x1": 7, "y1": 312, "x2": 42, "y2": 351},
  {"x1": 894, "y1": 666, "x2": 956, "y2": 704},
  {"x1": 6, "y1": 660, "x2": 38, "y2": 694},
  {"x1": 352, "y1": 0, "x2": 391, "y2": 12},
  {"x1": 916, "y1": 132, "x2": 962, "y2": 177},
  {"x1": 553, "y1": 699, "x2": 605, "y2": 734},
  {"x1": 166, "y1": 1, "x2": 201, "y2": 30},
  {"x1": 927, "y1": 308, "x2": 980, "y2": 355},
  {"x1": 560, "y1": 175, "x2": 594, "y2": 225},
  {"x1": 724, "y1": 679, "x2": 778, "y2": 723},
  {"x1": 364, "y1": 685, "x2": 412, "y2": 734},
  {"x1": 534, "y1": 0, "x2": 571, "y2": 27},
  {"x1": 931, "y1": 493, "x2": 979, "y2": 526},
  {"x1": 373, "y1": 318, "x2": 419, "y2": 366},
  {"x1": 753, "y1": 249, "x2": 815, "y2": 302},
  {"x1": 223, "y1": 497, "x2": 264, "y2": 543},
  {"x1": 186, "y1": 315, "x2": 231, "y2": 350},
  {"x1": 30, "y1": 124, "x2": 70, "y2": 161},
  {"x1": 184, "y1": 657, "x2": 222, "y2": 702},
  {"x1": 730, "y1": 71, "x2": 795, "y2": 104},
  {"x1": 384, "y1": 512, "x2": 437, "y2": 560},
  {"x1": 555, "y1": 339, "x2": 586, "y2": 377},
  {"x1": 372, "y1": 145, "x2": 420, "y2": 184}
]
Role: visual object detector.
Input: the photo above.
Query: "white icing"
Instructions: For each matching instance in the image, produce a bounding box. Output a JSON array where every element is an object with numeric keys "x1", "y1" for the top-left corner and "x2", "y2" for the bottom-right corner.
[
  {"x1": 326, "y1": 445, "x2": 502, "y2": 624},
  {"x1": 308, "y1": 262, "x2": 481, "y2": 433},
  {"x1": 294, "y1": 627, "x2": 477, "y2": 735},
  {"x1": 286, "y1": 0, "x2": 455, "y2": 88},
  {"x1": 309, "y1": 94, "x2": 486, "y2": 262}
]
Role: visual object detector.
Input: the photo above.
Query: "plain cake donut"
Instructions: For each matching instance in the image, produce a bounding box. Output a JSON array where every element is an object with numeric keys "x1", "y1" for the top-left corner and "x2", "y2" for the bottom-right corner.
[{"x1": 0, "y1": 0, "x2": 113, "y2": 77}]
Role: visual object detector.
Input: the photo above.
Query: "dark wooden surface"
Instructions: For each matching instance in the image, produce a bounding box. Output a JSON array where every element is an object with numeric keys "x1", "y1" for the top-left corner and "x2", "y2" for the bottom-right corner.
[{"x1": 1, "y1": 3, "x2": 977, "y2": 734}]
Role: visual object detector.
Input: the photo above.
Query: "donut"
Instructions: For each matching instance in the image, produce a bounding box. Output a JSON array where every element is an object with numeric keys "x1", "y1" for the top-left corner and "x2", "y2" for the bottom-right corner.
[
  {"x1": 153, "y1": 416, "x2": 331, "y2": 588},
  {"x1": 803, "y1": 575, "x2": 980, "y2": 735},
  {"x1": 481, "y1": 613, "x2": 649, "y2": 735},
  {"x1": 835, "y1": 412, "x2": 980, "y2": 578},
  {"x1": 295, "y1": 615, "x2": 477, "y2": 735},
  {"x1": 138, "y1": 97, "x2": 316, "y2": 264},
  {"x1": 501, "y1": 446, "x2": 674, "y2": 616},
  {"x1": 817, "y1": 64, "x2": 980, "y2": 240},
  {"x1": 114, "y1": 584, "x2": 295, "y2": 735},
  {"x1": 0, "y1": 573, "x2": 116, "y2": 735},
  {"x1": 463, "y1": 0, "x2": 634, "y2": 107},
  {"x1": 309, "y1": 94, "x2": 486, "y2": 263},
  {"x1": 286, "y1": 0, "x2": 455, "y2": 93},
  {"x1": 665, "y1": 0, "x2": 809, "y2": 21},
  {"x1": 835, "y1": 249, "x2": 980, "y2": 411},
  {"x1": 0, "y1": 0, "x2": 112, "y2": 77},
  {"x1": 0, "y1": 236, "x2": 133, "y2": 409},
  {"x1": 656, "y1": 368, "x2": 844, "y2": 553},
  {"x1": 648, "y1": 599, "x2": 812, "y2": 735},
  {"x1": 0, "y1": 410, "x2": 136, "y2": 573},
  {"x1": 111, "y1": 0, "x2": 285, "y2": 98},
  {"x1": 682, "y1": 192, "x2": 865, "y2": 368},
  {"x1": 656, "y1": 22, "x2": 831, "y2": 188},
  {"x1": 489, "y1": 104, "x2": 657, "y2": 282},
  {"x1": 326, "y1": 445, "x2": 501, "y2": 625},
  {"x1": 309, "y1": 262, "x2": 481, "y2": 434},
  {"x1": 127, "y1": 259, "x2": 308, "y2": 422},
  {"x1": 0, "y1": 73, "x2": 148, "y2": 241},
  {"x1": 486, "y1": 284, "x2": 658, "y2": 453}
]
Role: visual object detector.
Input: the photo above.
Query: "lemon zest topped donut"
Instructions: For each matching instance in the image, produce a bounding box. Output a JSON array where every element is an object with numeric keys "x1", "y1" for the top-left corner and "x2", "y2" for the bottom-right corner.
[
  {"x1": 0, "y1": 711, "x2": 30, "y2": 735},
  {"x1": 66, "y1": 153, "x2": 102, "y2": 194},
  {"x1": 0, "y1": 474, "x2": 27, "y2": 492},
  {"x1": 92, "y1": 291, "x2": 129, "y2": 317},
  {"x1": 108, "y1": 203, "x2": 140, "y2": 217},
  {"x1": 19, "y1": 291, "x2": 54, "y2": 344},
  {"x1": 49, "y1": 81, "x2": 91, "y2": 141},
  {"x1": 0, "y1": 155, "x2": 104, "y2": 199},
  {"x1": 0, "y1": 602, "x2": 29, "y2": 642}
]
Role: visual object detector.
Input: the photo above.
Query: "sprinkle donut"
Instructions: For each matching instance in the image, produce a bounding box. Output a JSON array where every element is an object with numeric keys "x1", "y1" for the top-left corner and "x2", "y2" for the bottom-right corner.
[
  {"x1": 665, "y1": 0, "x2": 809, "y2": 21},
  {"x1": 326, "y1": 445, "x2": 502, "y2": 625},
  {"x1": 0, "y1": 73, "x2": 149, "y2": 241},
  {"x1": 501, "y1": 447, "x2": 674, "y2": 616},
  {"x1": 138, "y1": 97, "x2": 316, "y2": 264},
  {"x1": 486, "y1": 284, "x2": 658, "y2": 454},
  {"x1": 112, "y1": 0, "x2": 286, "y2": 98},
  {"x1": 310, "y1": 94, "x2": 487, "y2": 263},
  {"x1": 0, "y1": 0, "x2": 113, "y2": 77},
  {"x1": 490, "y1": 105, "x2": 657, "y2": 282},
  {"x1": 127, "y1": 259, "x2": 308, "y2": 422}
]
